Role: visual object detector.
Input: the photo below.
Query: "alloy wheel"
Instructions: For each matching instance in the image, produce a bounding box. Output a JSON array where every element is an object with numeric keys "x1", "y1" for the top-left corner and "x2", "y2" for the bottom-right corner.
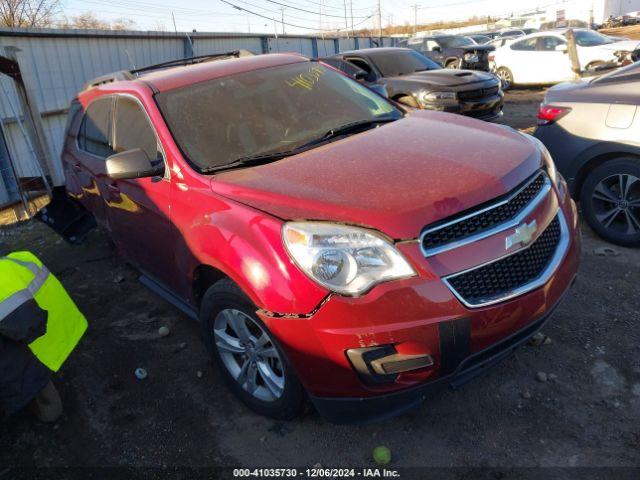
[
  {"x1": 496, "y1": 69, "x2": 511, "y2": 90},
  {"x1": 591, "y1": 173, "x2": 640, "y2": 235},
  {"x1": 213, "y1": 309, "x2": 285, "y2": 402}
]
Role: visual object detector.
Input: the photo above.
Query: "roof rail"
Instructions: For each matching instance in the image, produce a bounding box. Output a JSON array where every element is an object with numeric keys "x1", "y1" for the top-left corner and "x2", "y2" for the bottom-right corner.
[
  {"x1": 82, "y1": 49, "x2": 254, "y2": 91},
  {"x1": 82, "y1": 70, "x2": 134, "y2": 90}
]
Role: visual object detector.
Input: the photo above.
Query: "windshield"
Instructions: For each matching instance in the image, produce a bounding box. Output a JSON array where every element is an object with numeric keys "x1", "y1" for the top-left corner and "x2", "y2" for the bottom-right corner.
[
  {"x1": 371, "y1": 50, "x2": 441, "y2": 76},
  {"x1": 438, "y1": 36, "x2": 475, "y2": 48},
  {"x1": 573, "y1": 30, "x2": 613, "y2": 46},
  {"x1": 156, "y1": 62, "x2": 402, "y2": 171}
]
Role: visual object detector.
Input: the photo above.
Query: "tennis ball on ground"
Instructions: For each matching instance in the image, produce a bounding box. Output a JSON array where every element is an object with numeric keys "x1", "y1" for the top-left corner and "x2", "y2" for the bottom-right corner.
[{"x1": 373, "y1": 445, "x2": 391, "y2": 465}]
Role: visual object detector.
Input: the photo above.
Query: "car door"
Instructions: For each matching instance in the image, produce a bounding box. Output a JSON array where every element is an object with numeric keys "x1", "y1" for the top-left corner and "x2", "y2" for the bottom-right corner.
[
  {"x1": 505, "y1": 36, "x2": 544, "y2": 84},
  {"x1": 424, "y1": 39, "x2": 446, "y2": 65},
  {"x1": 104, "y1": 94, "x2": 173, "y2": 285},
  {"x1": 73, "y1": 96, "x2": 115, "y2": 227},
  {"x1": 536, "y1": 35, "x2": 575, "y2": 83}
]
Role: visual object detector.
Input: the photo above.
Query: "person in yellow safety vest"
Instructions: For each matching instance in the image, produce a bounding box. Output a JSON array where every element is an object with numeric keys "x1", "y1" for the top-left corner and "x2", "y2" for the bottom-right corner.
[{"x1": 0, "y1": 251, "x2": 87, "y2": 422}]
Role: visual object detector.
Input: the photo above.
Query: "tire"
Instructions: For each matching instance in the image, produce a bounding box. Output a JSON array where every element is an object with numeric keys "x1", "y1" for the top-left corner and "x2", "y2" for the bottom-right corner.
[
  {"x1": 395, "y1": 95, "x2": 419, "y2": 108},
  {"x1": 200, "y1": 278, "x2": 306, "y2": 419},
  {"x1": 496, "y1": 67, "x2": 513, "y2": 91},
  {"x1": 445, "y1": 60, "x2": 458, "y2": 69},
  {"x1": 580, "y1": 158, "x2": 640, "y2": 247}
]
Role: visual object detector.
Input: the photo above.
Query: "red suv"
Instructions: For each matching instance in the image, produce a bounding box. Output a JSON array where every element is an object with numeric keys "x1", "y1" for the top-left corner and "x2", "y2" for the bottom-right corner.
[{"x1": 59, "y1": 52, "x2": 580, "y2": 423}]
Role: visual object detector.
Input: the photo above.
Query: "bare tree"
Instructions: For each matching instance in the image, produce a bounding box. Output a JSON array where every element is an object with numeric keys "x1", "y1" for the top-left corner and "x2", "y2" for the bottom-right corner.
[
  {"x1": 58, "y1": 12, "x2": 136, "y2": 30},
  {"x1": 0, "y1": 0, "x2": 60, "y2": 27}
]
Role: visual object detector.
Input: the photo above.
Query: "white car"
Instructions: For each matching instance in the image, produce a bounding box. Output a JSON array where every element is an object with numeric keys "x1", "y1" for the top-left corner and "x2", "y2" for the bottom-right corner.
[{"x1": 491, "y1": 29, "x2": 640, "y2": 89}]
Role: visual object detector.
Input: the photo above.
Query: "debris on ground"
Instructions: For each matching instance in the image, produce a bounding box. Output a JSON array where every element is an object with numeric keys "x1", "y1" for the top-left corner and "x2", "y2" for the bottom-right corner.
[
  {"x1": 134, "y1": 368, "x2": 148, "y2": 380},
  {"x1": 373, "y1": 445, "x2": 391, "y2": 465},
  {"x1": 528, "y1": 332, "x2": 547, "y2": 346},
  {"x1": 158, "y1": 326, "x2": 170, "y2": 337},
  {"x1": 536, "y1": 372, "x2": 548, "y2": 383},
  {"x1": 593, "y1": 246, "x2": 620, "y2": 257},
  {"x1": 196, "y1": 370, "x2": 203, "y2": 378}
]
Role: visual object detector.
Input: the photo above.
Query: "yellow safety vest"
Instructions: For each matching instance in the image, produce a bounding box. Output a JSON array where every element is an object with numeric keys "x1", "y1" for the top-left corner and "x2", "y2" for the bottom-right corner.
[{"x1": 0, "y1": 251, "x2": 87, "y2": 372}]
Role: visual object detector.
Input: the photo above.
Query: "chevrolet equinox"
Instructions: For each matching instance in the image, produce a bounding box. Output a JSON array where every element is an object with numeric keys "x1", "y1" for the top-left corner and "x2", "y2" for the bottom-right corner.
[{"x1": 58, "y1": 52, "x2": 581, "y2": 424}]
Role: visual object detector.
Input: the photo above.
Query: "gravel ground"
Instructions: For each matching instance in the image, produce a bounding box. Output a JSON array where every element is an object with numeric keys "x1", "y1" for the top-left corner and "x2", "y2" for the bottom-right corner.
[{"x1": 1, "y1": 90, "x2": 639, "y2": 477}]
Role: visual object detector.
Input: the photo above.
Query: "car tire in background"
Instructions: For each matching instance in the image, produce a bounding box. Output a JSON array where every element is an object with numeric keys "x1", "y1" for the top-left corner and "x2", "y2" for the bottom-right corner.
[
  {"x1": 496, "y1": 67, "x2": 513, "y2": 91},
  {"x1": 445, "y1": 60, "x2": 459, "y2": 69},
  {"x1": 200, "y1": 278, "x2": 306, "y2": 419},
  {"x1": 580, "y1": 158, "x2": 640, "y2": 247}
]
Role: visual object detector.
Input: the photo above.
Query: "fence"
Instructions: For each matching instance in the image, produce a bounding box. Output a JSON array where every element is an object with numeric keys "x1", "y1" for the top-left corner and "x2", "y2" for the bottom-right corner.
[{"x1": 0, "y1": 27, "x2": 399, "y2": 207}]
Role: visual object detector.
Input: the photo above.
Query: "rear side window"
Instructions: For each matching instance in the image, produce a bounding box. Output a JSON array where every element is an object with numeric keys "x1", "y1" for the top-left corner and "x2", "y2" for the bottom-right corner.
[
  {"x1": 78, "y1": 97, "x2": 113, "y2": 158},
  {"x1": 113, "y1": 96, "x2": 160, "y2": 161},
  {"x1": 511, "y1": 38, "x2": 537, "y2": 51},
  {"x1": 539, "y1": 36, "x2": 565, "y2": 51}
]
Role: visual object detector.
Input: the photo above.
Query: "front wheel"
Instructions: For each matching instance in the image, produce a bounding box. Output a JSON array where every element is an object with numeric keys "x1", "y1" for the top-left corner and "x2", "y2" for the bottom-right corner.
[
  {"x1": 200, "y1": 279, "x2": 306, "y2": 419},
  {"x1": 445, "y1": 60, "x2": 459, "y2": 69},
  {"x1": 495, "y1": 67, "x2": 513, "y2": 90},
  {"x1": 580, "y1": 158, "x2": 640, "y2": 247}
]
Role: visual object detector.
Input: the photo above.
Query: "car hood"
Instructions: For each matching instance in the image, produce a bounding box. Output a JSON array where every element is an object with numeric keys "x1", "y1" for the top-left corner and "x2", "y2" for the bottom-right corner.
[
  {"x1": 393, "y1": 69, "x2": 496, "y2": 87},
  {"x1": 210, "y1": 111, "x2": 542, "y2": 239}
]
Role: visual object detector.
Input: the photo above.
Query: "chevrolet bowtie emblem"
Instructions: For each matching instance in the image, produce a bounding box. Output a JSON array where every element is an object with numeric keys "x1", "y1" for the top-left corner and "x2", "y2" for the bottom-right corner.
[{"x1": 506, "y1": 220, "x2": 537, "y2": 250}]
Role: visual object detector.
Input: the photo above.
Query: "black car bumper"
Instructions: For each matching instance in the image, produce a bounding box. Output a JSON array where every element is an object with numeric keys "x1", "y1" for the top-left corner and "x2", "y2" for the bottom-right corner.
[
  {"x1": 308, "y1": 285, "x2": 571, "y2": 425},
  {"x1": 432, "y1": 93, "x2": 504, "y2": 122}
]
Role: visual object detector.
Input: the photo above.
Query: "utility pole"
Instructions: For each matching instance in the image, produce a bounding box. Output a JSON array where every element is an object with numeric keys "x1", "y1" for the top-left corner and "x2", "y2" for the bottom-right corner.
[
  {"x1": 343, "y1": 0, "x2": 349, "y2": 38},
  {"x1": 281, "y1": 7, "x2": 285, "y2": 35},
  {"x1": 377, "y1": 0, "x2": 382, "y2": 42},
  {"x1": 412, "y1": 4, "x2": 420, "y2": 36},
  {"x1": 350, "y1": 0, "x2": 355, "y2": 37}
]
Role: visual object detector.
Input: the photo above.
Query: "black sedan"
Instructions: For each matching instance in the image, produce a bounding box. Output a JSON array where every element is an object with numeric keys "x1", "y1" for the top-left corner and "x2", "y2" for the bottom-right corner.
[{"x1": 323, "y1": 48, "x2": 504, "y2": 122}]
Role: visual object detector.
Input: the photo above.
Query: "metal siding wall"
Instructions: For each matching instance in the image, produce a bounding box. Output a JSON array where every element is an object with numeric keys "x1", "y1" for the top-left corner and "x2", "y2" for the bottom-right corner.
[
  {"x1": 192, "y1": 36, "x2": 264, "y2": 56},
  {"x1": 316, "y1": 39, "x2": 336, "y2": 57},
  {"x1": 338, "y1": 38, "x2": 356, "y2": 52},
  {"x1": 266, "y1": 37, "x2": 315, "y2": 56}
]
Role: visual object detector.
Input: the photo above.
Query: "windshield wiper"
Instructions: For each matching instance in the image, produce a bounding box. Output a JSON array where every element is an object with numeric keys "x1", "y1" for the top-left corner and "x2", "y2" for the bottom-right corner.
[
  {"x1": 203, "y1": 117, "x2": 398, "y2": 174},
  {"x1": 319, "y1": 117, "x2": 398, "y2": 142},
  {"x1": 202, "y1": 149, "x2": 301, "y2": 173}
]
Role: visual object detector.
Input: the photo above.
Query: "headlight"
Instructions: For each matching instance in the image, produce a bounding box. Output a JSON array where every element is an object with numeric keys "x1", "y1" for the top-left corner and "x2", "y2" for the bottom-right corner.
[
  {"x1": 283, "y1": 222, "x2": 416, "y2": 295},
  {"x1": 417, "y1": 91, "x2": 457, "y2": 105},
  {"x1": 463, "y1": 53, "x2": 479, "y2": 63}
]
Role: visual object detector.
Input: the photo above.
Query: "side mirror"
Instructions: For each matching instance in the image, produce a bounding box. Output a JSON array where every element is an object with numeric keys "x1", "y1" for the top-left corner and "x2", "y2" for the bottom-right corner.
[
  {"x1": 432, "y1": 46, "x2": 442, "y2": 53},
  {"x1": 555, "y1": 44, "x2": 568, "y2": 52},
  {"x1": 354, "y1": 70, "x2": 368, "y2": 81},
  {"x1": 106, "y1": 148, "x2": 164, "y2": 180}
]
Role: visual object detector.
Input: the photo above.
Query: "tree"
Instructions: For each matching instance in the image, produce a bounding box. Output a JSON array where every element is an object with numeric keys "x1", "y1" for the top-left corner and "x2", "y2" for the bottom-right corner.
[
  {"x1": 58, "y1": 12, "x2": 136, "y2": 30},
  {"x1": 0, "y1": 0, "x2": 60, "y2": 27}
]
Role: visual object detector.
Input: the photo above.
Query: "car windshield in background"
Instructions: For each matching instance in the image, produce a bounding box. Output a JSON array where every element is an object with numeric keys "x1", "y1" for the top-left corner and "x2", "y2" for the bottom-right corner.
[
  {"x1": 573, "y1": 30, "x2": 614, "y2": 46},
  {"x1": 438, "y1": 36, "x2": 476, "y2": 48},
  {"x1": 372, "y1": 50, "x2": 441, "y2": 76},
  {"x1": 156, "y1": 62, "x2": 402, "y2": 171}
]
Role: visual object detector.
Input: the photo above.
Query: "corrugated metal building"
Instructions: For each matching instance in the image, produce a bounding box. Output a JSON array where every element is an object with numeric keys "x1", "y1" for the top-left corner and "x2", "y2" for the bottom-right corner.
[{"x1": 0, "y1": 27, "x2": 397, "y2": 206}]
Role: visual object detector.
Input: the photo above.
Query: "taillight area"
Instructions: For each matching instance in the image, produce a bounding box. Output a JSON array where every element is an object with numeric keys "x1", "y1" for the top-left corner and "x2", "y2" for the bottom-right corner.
[{"x1": 537, "y1": 104, "x2": 571, "y2": 125}]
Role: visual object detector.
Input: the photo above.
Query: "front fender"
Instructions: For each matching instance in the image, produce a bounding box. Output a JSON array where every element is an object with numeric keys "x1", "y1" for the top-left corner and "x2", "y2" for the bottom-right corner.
[{"x1": 174, "y1": 192, "x2": 329, "y2": 315}]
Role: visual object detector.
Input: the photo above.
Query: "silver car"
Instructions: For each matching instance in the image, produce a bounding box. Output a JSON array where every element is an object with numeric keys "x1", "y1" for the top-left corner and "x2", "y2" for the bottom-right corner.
[{"x1": 534, "y1": 63, "x2": 640, "y2": 246}]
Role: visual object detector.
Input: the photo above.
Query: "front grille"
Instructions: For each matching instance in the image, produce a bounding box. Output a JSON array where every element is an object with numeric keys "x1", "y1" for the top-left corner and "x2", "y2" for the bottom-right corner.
[
  {"x1": 458, "y1": 85, "x2": 500, "y2": 101},
  {"x1": 422, "y1": 171, "x2": 547, "y2": 253},
  {"x1": 446, "y1": 215, "x2": 561, "y2": 306}
]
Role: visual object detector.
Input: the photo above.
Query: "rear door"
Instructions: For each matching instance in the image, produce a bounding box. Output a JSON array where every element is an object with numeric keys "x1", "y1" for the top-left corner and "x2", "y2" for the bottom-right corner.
[
  {"x1": 505, "y1": 37, "x2": 543, "y2": 83},
  {"x1": 104, "y1": 95, "x2": 174, "y2": 285},
  {"x1": 73, "y1": 96, "x2": 115, "y2": 227},
  {"x1": 536, "y1": 35, "x2": 574, "y2": 83}
]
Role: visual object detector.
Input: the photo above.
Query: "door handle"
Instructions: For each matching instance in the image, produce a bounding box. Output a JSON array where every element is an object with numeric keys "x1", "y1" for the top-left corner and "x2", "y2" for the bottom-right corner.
[
  {"x1": 72, "y1": 163, "x2": 82, "y2": 172},
  {"x1": 107, "y1": 183, "x2": 120, "y2": 193}
]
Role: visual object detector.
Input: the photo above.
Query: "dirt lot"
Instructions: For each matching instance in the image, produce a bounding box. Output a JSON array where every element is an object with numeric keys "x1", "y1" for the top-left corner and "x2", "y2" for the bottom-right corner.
[{"x1": 1, "y1": 90, "x2": 639, "y2": 477}]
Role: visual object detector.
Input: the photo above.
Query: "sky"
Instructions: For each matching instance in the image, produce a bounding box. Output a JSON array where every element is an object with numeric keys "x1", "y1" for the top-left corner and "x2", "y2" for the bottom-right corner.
[{"x1": 61, "y1": 0, "x2": 570, "y2": 34}]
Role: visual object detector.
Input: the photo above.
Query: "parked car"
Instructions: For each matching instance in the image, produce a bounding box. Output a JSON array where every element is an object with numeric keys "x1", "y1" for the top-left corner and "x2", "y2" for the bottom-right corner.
[
  {"x1": 534, "y1": 62, "x2": 640, "y2": 246},
  {"x1": 56, "y1": 52, "x2": 580, "y2": 423},
  {"x1": 320, "y1": 56, "x2": 389, "y2": 97},
  {"x1": 491, "y1": 29, "x2": 640, "y2": 89},
  {"x1": 488, "y1": 36, "x2": 518, "y2": 50},
  {"x1": 323, "y1": 48, "x2": 503, "y2": 121},
  {"x1": 498, "y1": 29, "x2": 526, "y2": 38},
  {"x1": 399, "y1": 35, "x2": 495, "y2": 71},
  {"x1": 467, "y1": 34, "x2": 492, "y2": 44}
]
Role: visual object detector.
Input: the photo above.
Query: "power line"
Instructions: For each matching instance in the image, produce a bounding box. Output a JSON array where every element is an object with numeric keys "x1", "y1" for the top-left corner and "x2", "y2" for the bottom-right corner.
[
  {"x1": 219, "y1": 0, "x2": 373, "y2": 31},
  {"x1": 251, "y1": 0, "x2": 371, "y2": 19}
]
